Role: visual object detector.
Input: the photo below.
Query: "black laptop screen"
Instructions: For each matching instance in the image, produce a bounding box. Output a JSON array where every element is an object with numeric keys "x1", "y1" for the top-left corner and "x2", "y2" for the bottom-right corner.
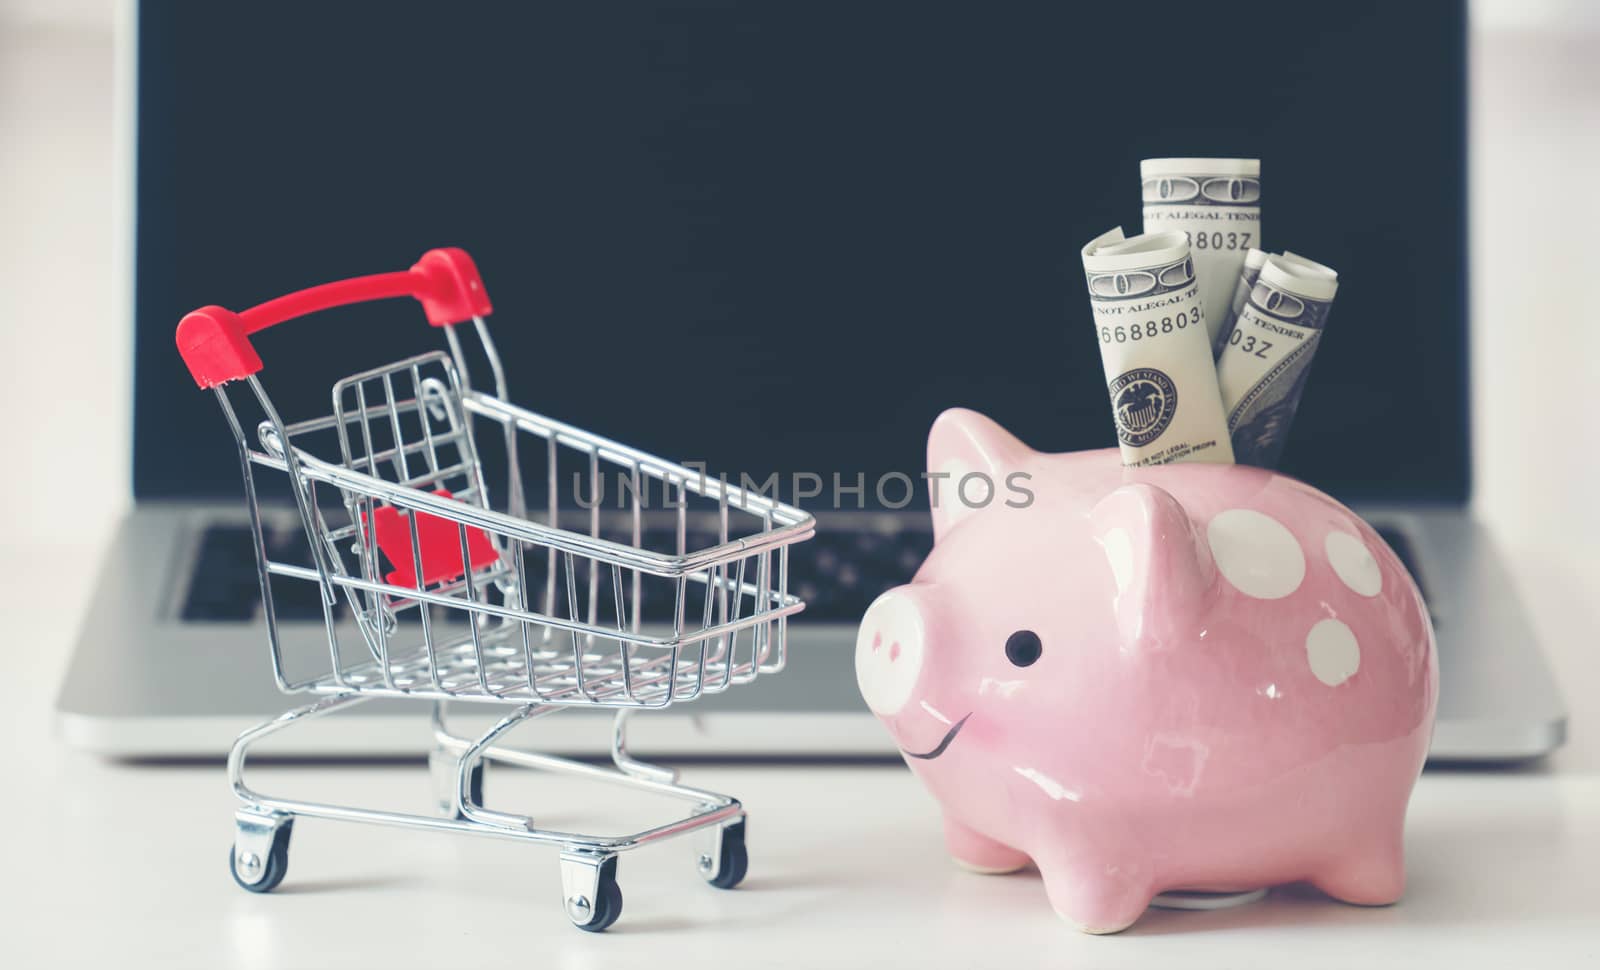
[{"x1": 134, "y1": 0, "x2": 1468, "y2": 504}]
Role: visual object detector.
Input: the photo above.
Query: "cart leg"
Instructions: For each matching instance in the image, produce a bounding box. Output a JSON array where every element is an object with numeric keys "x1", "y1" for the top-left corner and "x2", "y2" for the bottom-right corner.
[
  {"x1": 610, "y1": 708, "x2": 677, "y2": 784},
  {"x1": 231, "y1": 809, "x2": 293, "y2": 893},
  {"x1": 429, "y1": 743, "x2": 486, "y2": 819},
  {"x1": 697, "y1": 814, "x2": 750, "y2": 890},
  {"x1": 229, "y1": 692, "x2": 369, "y2": 805},
  {"x1": 429, "y1": 702, "x2": 486, "y2": 819},
  {"x1": 456, "y1": 703, "x2": 546, "y2": 831},
  {"x1": 561, "y1": 850, "x2": 623, "y2": 932},
  {"x1": 226, "y1": 693, "x2": 371, "y2": 894}
]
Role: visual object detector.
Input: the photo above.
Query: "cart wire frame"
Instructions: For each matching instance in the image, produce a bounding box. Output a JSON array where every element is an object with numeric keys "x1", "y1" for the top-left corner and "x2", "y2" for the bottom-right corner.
[{"x1": 181, "y1": 249, "x2": 813, "y2": 930}]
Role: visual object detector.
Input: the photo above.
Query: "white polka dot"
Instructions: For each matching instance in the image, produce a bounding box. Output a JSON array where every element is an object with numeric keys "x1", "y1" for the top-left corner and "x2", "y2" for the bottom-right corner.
[
  {"x1": 1305, "y1": 618, "x2": 1360, "y2": 686},
  {"x1": 1100, "y1": 526, "x2": 1134, "y2": 594},
  {"x1": 1325, "y1": 531, "x2": 1382, "y2": 597},
  {"x1": 1206, "y1": 509, "x2": 1305, "y2": 599}
]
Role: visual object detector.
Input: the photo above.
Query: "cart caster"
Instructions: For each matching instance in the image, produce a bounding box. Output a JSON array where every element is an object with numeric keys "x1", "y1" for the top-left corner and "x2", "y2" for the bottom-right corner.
[
  {"x1": 561, "y1": 852, "x2": 623, "y2": 932},
  {"x1": 230, "y1": 812, "x2": 293, "y2": 893},
  {"x1": 699, "y1": 818, "x2": 749, "y2": 890}
]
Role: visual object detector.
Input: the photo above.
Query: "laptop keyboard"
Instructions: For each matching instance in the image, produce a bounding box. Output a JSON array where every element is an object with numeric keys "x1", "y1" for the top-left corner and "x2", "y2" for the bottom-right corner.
[
  {"x1": 181, "y1": 524, "x2": 330, "y2": 622},
  {"x1": 181, "y1": 520, "x2": 1424, "y2": 625}
]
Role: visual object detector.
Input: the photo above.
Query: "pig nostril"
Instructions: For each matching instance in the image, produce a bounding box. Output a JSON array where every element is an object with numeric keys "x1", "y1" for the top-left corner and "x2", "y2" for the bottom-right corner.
[
  {"x1": 872, "y1": 631, "x2": 882, "y2": 651},
  {"x1": 889, "y1": 641, "x2": 901, "y2": 662}
]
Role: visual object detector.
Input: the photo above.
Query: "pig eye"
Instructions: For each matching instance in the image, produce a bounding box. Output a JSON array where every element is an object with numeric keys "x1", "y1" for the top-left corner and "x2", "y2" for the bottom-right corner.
[{"x1": 1004, "y1": 630, "x2": 1042, "y2": 667}]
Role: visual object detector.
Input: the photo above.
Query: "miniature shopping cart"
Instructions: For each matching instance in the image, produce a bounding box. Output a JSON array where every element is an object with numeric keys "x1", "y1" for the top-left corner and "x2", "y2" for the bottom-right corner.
[{"x1": 176, "y1": 248, "x2": 814, "y2": 931}]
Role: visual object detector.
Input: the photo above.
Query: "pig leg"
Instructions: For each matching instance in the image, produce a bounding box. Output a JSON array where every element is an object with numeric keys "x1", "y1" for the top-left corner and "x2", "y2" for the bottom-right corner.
[
  {"x1": 1310, "y1": 828, "x2": 1406, "y2": 906},
  {"x1": 943, "y1": 815, "x2": 1029, "y2": 874},
  {"x1": 1035, "y1": 854, "x2": 1154, "y2": 935}
]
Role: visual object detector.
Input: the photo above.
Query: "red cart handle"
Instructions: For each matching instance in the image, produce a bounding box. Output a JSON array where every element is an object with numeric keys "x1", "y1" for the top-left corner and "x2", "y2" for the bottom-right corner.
[{"x1": 176, "y1": 247, "x2": 493, "y2": 389}]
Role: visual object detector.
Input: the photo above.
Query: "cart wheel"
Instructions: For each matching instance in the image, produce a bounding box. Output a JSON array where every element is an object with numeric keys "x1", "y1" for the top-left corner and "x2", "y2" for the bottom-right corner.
[
  {"x1": 569, "y1": 857, "x2": 623, "y2": 933},
  {"x1": 230, "y1": 818, "x2": 292, "y2": 893},
  {"x1": 704, "y1": 820, "x2": 749, "y2": 890}
]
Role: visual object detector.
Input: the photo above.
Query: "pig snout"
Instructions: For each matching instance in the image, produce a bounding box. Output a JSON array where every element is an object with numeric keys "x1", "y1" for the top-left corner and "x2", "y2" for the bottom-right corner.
[{"x1": 855, "y1": 588, "x2": 930, "y2": 717}]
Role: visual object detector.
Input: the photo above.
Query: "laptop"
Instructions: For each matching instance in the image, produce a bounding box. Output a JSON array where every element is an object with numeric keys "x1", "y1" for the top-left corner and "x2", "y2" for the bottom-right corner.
[{"x1": 57, "y1": 0, "x2": 1565, "y2": 761}]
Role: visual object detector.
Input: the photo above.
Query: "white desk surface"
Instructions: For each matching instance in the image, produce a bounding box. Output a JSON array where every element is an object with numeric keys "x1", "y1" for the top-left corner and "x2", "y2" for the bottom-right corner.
[
  {"x1": 4, "y1": 4, "x2": 1600, "y2": 967},
  {"x1": 5, "y1": 536, "x2": 1599, "y2": 968}
]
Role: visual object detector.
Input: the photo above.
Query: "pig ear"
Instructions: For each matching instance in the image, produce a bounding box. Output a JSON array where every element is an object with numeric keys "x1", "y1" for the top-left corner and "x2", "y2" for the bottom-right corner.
[
  {"x1": 1089, "y1": 483, "x2": 1216, "y2": 647},
  {"x1": 926, "y1": 408, "x2": 1033, "y2": 541}
]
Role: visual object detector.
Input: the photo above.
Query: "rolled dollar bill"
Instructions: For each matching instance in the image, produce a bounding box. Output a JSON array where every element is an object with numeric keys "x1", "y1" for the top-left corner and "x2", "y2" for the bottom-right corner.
[
  {"x1": 1141, "y1": 158, "x2": 1261, "y2": 350},
  {"x1": 1210, "y1": 249, "x2": 1335, "y2": 358},
  {"x1": 1081, "y1": 227, "x2": 1235, "y2": 467},
  {"x1": 1212, "y1": 247, "x2": 1269, "y2": 357},
  {"x1": 1216, "y1": 253, "x2": 1339, "y2": 468}
]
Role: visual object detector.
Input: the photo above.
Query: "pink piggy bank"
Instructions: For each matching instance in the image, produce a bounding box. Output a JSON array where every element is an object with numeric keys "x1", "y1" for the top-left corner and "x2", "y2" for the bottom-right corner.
[{"x1": 855, "y1": 409, "x2": 1437, "y2": 934}]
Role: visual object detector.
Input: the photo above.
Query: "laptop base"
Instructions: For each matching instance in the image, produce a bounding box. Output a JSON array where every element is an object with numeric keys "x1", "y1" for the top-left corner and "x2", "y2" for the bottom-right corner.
[{"x1": 56, "y1": 503, "x2": 1566, "y2": 763}]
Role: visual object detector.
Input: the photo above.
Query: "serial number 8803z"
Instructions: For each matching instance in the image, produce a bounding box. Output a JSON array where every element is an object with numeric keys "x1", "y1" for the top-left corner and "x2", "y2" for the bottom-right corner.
[
  {"x1": 1099, "y1": 310, "x2": 1199, "y2": 344},
  {"x1": 1186, "y1": 231, "x2": 1252, "y2": 251}
]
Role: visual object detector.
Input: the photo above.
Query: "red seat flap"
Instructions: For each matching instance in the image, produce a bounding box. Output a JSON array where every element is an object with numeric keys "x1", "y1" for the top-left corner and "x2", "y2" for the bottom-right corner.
[{"x1": 369, "y1": 490, "x2": 499, "y2": 588}]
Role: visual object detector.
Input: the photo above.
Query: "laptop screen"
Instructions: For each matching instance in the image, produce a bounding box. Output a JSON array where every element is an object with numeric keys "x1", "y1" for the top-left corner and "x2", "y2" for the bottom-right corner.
[{"x1": 134, "y1": 1, "x2": 1467, "y2": 506}]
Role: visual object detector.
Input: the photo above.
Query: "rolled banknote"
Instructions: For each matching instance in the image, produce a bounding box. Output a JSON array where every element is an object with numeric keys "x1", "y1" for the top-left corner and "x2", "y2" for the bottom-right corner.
[
  {"x1": 1216, "y1": 253, "x2": 1339, "y2": 468},
  {"x1": 1212, "y1": 247, "x2": 1268, "y2": 357},
  {"x1": 1210, "y1": 249, "x2": 1335, "y2": 358},
  {"x1": 1141, "y1": 158, "x2": 1261, "y2": 349},
  {"x1": 1081, "y1": 227, "x2": 1235, "y2": 467}
]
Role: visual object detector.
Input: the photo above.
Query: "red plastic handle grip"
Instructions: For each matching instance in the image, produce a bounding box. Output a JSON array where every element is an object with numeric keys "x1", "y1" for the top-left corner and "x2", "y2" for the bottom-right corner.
[{"x1": 175, "y1": 247, "x2": 493, "y2": 389}]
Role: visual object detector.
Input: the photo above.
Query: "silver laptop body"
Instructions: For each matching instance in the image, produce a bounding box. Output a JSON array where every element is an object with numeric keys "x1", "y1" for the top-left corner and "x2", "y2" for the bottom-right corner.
[{"x1": 56, "y1": 1, "x2": 1565, "y2": 763}]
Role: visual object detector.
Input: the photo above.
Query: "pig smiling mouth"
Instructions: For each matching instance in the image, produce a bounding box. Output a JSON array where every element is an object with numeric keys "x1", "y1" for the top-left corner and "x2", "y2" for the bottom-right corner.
[{"x1": 901, "y1": 713, "x2": 971, "y2": 760}]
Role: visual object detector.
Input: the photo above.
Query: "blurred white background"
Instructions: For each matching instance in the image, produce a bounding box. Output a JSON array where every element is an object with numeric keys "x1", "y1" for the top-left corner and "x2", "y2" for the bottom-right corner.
[{"x1": 1, "y1": 0, "x2": 1597, "y2": 764}]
